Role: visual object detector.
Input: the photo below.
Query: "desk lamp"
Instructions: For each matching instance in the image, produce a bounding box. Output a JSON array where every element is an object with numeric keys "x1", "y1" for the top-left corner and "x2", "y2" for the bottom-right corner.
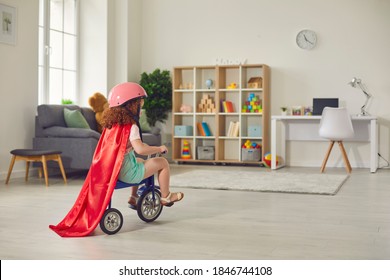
[{"x1": 348, "y1": 77, "x2": 372, "y2": 116}]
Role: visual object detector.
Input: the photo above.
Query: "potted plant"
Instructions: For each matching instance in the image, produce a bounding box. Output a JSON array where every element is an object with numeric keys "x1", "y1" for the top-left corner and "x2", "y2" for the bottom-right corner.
[
  {"x1": 281, "y1": 107, "x2": 288, "y2": 116},
  {"x1": 62, "y1": 99, "x2": 74, "y2": 104},
  {"x1": 139, "y1": 69, "x2": 172, "y2": 127}
]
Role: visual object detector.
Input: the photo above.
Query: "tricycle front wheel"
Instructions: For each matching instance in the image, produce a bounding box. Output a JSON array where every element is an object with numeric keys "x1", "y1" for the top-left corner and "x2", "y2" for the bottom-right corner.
[{"x1": 137, "y1": 189, "x2": 163, "y2": 223}]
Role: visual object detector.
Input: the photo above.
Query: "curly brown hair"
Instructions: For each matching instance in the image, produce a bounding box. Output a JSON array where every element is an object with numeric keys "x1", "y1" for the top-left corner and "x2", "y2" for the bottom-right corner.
[{"x1": 102, "y1": 99, "x2": 142, "y2": 129}]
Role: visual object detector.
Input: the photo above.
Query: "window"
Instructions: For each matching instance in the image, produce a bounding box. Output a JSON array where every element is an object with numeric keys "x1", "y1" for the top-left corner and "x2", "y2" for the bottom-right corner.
[{"x1": 39, "y1": 0, "x2": 78, "y2": 104}]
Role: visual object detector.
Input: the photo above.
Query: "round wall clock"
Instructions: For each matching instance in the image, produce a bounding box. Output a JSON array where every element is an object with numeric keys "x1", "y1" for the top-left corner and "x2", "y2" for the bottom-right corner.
[{"x1": 296, "y1": 29, "x2": 317, "y2": 50}]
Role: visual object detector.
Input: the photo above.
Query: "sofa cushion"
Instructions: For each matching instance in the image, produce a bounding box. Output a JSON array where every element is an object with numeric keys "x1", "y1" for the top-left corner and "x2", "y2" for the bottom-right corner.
[
  {"x1": 81, "y1": 107, "x2": 98, "y2": 131},
  {"x1": 38, "y1": 104, "x2": 80, "y2": 128},
  {"x1": 64, "y1": 108, "x2": 90, "y2": 129},
  {"x1": 43, "y1": 126, "x2": 101, "y2": 140},
  {"x1": 142, "y1": 133, "x2": 161, "y2": 146}
]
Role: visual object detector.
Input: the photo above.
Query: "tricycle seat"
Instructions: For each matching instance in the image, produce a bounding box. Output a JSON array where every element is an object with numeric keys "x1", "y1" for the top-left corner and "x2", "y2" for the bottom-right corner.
[{"x1": 114, "y1": 176, "x2": 154, "y2": 190}]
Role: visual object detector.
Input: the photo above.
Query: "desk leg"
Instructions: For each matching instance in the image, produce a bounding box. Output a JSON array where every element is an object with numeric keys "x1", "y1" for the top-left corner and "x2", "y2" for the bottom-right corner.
[
  {"x1": 280, "y1": 120, "x2": 286, "y2": 167},
  {"x1": 271, "y1": 119, "x2": 286, "y2": 170},
  {"x1": 370, "y1": 119, "x2": 378, "y2": 173},
  {"x1": 271, "y1": 119, "x2": 277, "y2": 169}
]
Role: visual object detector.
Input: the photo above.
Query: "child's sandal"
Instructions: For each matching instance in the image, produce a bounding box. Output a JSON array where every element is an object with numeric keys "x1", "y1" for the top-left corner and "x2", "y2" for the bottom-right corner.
[
  {"x1": 161, "y1": 192, "x2": 184, "y2": 207},
  {"x1": 128, "y1": 195, "x2": 138, "y2": 210}
]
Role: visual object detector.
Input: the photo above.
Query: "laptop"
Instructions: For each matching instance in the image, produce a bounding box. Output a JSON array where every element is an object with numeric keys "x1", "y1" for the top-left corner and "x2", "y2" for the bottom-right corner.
[{"x1": 312, "y1": 98, "x2": 339, "y2": 115}]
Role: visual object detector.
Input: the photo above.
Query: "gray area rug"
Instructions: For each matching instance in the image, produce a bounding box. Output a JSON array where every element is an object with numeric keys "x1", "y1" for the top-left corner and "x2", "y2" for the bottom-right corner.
[{"x1": 170, "y1": 170, "x2": 349, "y2": 195}]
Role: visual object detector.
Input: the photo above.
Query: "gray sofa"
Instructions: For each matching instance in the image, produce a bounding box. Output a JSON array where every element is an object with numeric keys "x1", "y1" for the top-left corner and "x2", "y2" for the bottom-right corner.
[{"x1": 33, "y1": 104, "x2": 161, "y2": 170}]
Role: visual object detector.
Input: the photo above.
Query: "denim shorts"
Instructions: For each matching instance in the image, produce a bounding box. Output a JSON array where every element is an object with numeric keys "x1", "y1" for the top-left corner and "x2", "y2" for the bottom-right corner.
[{"x1": 118, "y1": 150, "x2": 145, "y2": 183}]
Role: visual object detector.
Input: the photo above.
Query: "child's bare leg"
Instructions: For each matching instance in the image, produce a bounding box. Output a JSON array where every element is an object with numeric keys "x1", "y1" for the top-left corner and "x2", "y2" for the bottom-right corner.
[
  {"x1": 143, "y1": 157, "x2": 170, "y2": 197},
  {"x1": 143, "y1": 157, "x2": 183, "y2": 204},
  {"x1": 128, "y1": 158, "x2": 144, "y2": 204}
]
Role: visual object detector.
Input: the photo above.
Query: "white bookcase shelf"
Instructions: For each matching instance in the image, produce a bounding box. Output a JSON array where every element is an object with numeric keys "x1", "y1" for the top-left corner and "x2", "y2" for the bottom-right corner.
[{"x1": 172, "y1": 64, "x2": 270, "y2": 165}]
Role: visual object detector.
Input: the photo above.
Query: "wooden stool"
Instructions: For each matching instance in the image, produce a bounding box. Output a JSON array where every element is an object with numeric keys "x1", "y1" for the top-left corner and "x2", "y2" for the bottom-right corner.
[{"x1": 5, "y1": 149, "x2": 67, "y2": 186}]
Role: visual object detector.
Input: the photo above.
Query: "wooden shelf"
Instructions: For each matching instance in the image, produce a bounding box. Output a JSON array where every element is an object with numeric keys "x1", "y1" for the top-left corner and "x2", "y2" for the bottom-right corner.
[{"x1": 172, "y1": 64, "x2": 270, "y2": 165}]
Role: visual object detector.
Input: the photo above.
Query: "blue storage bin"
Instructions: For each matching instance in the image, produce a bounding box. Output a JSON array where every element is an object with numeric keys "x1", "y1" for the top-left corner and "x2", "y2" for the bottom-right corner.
[
  {"x1": 248, "y1": 125, "x2": 262, "y2": 137},
  {"x1": 175, "y1": 125, "x2": 193, "y2": 136}
]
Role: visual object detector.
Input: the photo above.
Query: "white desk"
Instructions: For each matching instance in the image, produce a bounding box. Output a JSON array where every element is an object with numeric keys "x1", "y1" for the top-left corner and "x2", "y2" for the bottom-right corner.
[{"x1": 271, "y1": 115, "x2": 378, "y2": 173}]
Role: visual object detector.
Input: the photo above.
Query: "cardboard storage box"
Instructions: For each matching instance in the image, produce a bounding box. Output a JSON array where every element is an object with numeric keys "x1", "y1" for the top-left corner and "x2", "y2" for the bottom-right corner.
[
  {"x1": 174, "y1": 125, "x2": 193, "y2": 136},
  {"x1": 242, "y1": 148, "x2": 261, "y2": 162},
  {"x1": 248, "y1": 125, "x2": 262, "y2": 137},
  {"x1": 197, "y1": 146, "x2": 215, "y2": 160}
]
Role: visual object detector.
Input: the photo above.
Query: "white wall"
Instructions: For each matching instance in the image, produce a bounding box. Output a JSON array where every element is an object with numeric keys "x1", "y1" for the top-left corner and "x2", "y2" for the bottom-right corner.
[
  {"x1": 126, "y1": 0, "x2": 142, "y2": 83},
  {"x1": 78, "y1": 0, "x2": 108, "y2": 106},
  {"x1": 79, "y1": 0, "x2": 142, "y2": 106},
  {"x1": 139, "y1": 0, "x2": 390, "y2": 168},
  {"x1": 107, "y1": 0, "x2": 127, "y2": 90},
  {"x1": 0, "y1": 0, "x2": 143, "y2": 178},
  {"x1": 1, "y1": 0, "x2": 389, "y2": 178},
  {"x1": 0, "y1": 0, "x2": 39, "y2": 177}
]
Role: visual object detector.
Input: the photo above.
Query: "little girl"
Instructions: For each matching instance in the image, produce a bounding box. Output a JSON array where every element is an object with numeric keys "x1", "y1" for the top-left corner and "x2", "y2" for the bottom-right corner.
[{"x1": 102, "y1": 82, "x2": 184, "y2": 207}]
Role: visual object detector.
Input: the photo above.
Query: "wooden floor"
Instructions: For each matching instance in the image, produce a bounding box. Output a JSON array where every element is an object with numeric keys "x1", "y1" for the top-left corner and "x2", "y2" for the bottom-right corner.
[{"x1": 1, "y1": 164, "x2": 390, "y2": 260}]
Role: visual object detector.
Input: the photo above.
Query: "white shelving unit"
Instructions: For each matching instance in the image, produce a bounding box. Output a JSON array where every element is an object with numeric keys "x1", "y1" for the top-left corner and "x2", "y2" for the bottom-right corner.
[{"x1": 172, "y1": 64, "x2": 270, "y2": 165}]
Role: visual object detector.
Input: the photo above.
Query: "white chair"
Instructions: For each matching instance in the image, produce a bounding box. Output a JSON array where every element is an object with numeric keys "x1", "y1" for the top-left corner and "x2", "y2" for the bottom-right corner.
[{"x1": 319, "y1": 107, "x2": 355, "y2": 173}]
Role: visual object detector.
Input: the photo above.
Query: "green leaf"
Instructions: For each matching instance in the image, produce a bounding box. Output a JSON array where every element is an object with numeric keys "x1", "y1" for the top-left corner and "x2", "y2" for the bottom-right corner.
[{"x1": 139, "y1": 68, "x2": 172, "y2": 126}]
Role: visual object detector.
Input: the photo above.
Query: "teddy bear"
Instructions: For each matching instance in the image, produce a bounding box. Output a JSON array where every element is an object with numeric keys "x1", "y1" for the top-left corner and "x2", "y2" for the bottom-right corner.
[{"x1": 88, "y1": 92, "x2": 109, "y2": 133}]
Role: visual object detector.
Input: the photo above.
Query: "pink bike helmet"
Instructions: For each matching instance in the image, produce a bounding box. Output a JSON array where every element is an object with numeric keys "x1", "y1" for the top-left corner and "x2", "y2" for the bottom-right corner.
[{"x1": 108, "y1": 82, "x2": 147, "y2": 108}]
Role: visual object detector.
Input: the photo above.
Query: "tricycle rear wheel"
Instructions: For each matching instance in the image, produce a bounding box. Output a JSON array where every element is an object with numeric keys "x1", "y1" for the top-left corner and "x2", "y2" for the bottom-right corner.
[{"x1": 100, "y1": 208, "x2": 123, "y2": 235}]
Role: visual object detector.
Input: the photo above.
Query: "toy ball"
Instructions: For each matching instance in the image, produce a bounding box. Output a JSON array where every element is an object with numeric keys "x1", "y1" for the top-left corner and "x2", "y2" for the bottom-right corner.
[{"x1": 263, "y1": 152, "x2": 278, "y2": 168}]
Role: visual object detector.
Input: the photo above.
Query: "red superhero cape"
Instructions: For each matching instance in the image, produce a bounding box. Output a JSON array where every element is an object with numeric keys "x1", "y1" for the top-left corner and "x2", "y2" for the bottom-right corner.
[{"x1": 49, "y1": 124, "x2": 131, "y2": 237}]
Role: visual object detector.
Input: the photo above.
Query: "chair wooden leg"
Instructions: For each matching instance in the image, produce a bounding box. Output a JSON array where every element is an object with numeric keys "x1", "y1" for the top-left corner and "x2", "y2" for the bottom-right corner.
[
  {"x1": 5, "y1": 155, "x2": 16, "y2": 184},
  {"x1": 338, "y1": 141, "x2": 352, "y2": 173},
  {"x1": 25, "y1": 161, "x2": 30, "y2": 182},
  {"x1": 56, "y1": 155, "x2": 67, "y2": 184},
  {"x1": 321, "y1": 141, "x2": 335, "y2": 173},
  {"x1": 41, "y1": 155, "x2": 49, "y2": 186}
]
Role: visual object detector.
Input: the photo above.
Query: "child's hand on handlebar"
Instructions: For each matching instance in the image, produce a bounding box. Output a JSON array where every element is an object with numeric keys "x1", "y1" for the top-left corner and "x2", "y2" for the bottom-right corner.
[{"x1": 159, "y1": 145, "x2": 168, "y2": 154}]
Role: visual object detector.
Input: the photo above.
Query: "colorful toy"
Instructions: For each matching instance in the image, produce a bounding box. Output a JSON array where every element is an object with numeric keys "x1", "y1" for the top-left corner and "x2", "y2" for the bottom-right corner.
[
  {"x1": 181, "y1": 140, "x2": 191, "y2": 159},
  {"x1": 242, "y1": 140, "x2": 262, "y2": 162},
  {"x1": 242, "y1": 139, "x2": 261, "y2": 149},
  {"x1": 227, "y1": 82, "x2": 237, "y2": 89},
  {"x1": 242, "y1": 93, "x2": 262, "y2": 113},
  {"x1": 263, "y1": 152, "x2": 279, "y2": 168},
  {"x1": 180, "y1": 104, "x2": 193, "y2": 113}
]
